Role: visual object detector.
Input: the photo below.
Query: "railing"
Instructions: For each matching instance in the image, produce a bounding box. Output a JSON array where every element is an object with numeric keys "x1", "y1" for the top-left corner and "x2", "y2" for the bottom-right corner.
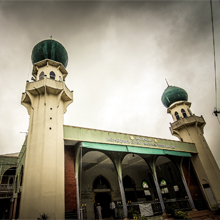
[
  {"x1": 164, "y1": 198, "x2": 191, "y2": 211},
  {"x1": 123, "y1": 198, "x2": 190, "y2": 217},
  {"x1": 171, "y1": 115, "x2": 205, "y2": 130},
  {"x1": 0, "y1": 184, "x2": 14, "y2": 192},
  {"x1": 0, "y1": 184, "x2": 14, "y2": 198}
]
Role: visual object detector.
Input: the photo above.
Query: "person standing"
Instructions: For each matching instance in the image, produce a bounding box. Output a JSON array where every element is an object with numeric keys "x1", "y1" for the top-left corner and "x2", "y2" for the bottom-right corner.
[
  {"x1": 96, "y1": 203, "x2": 102, "y2": 220},
  {"x1": 110, "y1": 201, "x2": 116, "y2": 219}
]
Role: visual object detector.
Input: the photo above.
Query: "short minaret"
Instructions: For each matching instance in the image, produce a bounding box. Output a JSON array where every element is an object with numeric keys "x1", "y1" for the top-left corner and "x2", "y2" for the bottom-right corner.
[
  {"x1": 162, "y1": 85, "x2": 220, "y2": 209},
  {"x1": 20, "y1": 40, "x2": 73, "y2": 219}
]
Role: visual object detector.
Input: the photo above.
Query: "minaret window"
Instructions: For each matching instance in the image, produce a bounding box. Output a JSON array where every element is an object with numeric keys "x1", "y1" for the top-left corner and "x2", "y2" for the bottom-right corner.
[
  {"x1": 175, "y1": 111, "x2": 180, "y2": 120},
  {"x1": 181, "y1": 109, "x2": 187, "y2": 118},
  {"x1": 50, "y1": 71, "x2": 56, "y2": 80},
  {"x1": 39, "y1": 71, "x2": 44, "y2": 80}
]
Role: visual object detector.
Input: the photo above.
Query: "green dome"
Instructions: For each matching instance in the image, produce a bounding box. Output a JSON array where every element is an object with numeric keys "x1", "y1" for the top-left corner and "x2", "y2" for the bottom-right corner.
[
  {"x1": 31, "y1": 39, "x2": 68, "y2": 68},
  {"x1": 161, "y1": 86, "x2": 188, "y2": 108}
]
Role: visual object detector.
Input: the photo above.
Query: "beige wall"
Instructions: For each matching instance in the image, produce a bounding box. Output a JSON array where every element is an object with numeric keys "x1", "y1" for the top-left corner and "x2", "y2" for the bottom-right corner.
[
  {"x1": 20, "y1": 63, "x2": 73, "y2": 219},
  {"x1": 168, "y1": 101, "x2": 220, "y2": 208}
]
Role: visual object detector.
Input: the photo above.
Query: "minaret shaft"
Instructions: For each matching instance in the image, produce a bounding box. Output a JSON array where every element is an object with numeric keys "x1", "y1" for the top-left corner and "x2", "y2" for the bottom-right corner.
[
  {"x1": 20, "y1": 94, "x2": 65, "y2": 219},
  {"x1": 169, "y1": 103, "x2": 220, "y2": 208},
  {"x1": 20, "y1": 61, "x2": 73, "y2": 219}
]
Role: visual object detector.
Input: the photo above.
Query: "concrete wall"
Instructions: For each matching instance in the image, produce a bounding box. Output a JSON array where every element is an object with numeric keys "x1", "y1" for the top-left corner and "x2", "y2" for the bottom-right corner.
[
  {"x1": 169, "y1": 101, "x2": 220, "y2": 208},
  {"x1": 19, "y1": 62, "x2": 73, "y2": 219}
]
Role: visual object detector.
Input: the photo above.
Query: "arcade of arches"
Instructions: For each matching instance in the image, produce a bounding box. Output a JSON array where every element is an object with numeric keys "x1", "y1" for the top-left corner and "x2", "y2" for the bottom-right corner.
[{"x1": 65, "y1": 146, "x2": 207, "y2": 219}]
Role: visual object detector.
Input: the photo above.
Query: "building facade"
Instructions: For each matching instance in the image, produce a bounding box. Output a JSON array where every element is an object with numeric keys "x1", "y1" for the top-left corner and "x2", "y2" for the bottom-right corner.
[{"x1": 0, "y1": 39, "x2": 220, "y2": 219}]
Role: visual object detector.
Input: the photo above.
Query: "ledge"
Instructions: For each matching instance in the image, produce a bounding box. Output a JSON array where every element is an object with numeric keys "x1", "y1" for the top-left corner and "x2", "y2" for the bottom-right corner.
[{"x1": 170, "y1": 115, "x2": 205, "y2": 130}]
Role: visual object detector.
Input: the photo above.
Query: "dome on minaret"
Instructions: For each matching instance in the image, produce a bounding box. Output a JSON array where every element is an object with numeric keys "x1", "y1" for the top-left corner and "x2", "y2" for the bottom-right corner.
[
  {"x1": 161, "y1": 86, "x2": 188, "y2": 108},
  {"x1": 31, "y1": 39, "x2": 68, "y2": 68}
]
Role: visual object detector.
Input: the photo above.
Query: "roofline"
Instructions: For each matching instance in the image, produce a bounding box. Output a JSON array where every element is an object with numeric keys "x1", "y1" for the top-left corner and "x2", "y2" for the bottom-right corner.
[{"x1": 63, "y1": 124, "x2": 195, "y2": 145}]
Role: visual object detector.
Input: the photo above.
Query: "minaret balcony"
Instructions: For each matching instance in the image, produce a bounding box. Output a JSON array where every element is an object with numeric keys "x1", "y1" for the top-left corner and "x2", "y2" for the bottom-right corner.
[
  {"x1": 22, "y1": 78, "x2": 73, "y2": 101},
  {"x1": 170, "y1": 115, "x2": 205, "y2": 131}
]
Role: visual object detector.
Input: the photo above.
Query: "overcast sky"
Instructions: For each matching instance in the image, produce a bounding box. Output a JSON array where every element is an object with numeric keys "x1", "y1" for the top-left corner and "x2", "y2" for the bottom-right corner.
[{"x1": 0, "y1": 1, "x2": 220, "y2": 166}]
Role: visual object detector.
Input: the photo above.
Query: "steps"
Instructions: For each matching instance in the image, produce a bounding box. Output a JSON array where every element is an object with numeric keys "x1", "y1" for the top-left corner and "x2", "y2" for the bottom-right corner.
[
  {"x1": 188, "y1": 209, "x2": 220, "y2": 219},
  {"x1": 65, "y1": 210, "x2": 77, "y2": 219}
]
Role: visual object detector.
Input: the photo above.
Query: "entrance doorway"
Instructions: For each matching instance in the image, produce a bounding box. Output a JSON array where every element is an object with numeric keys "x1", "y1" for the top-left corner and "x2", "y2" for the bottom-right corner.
[{"x1": 95, "y1": 193, "x2": 111, "y2": 219}]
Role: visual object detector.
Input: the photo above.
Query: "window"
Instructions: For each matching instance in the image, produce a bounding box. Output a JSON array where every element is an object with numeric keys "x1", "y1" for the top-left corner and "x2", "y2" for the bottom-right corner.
[
  {"x1": 160, "y1": 179, "x2": 169, "y2": 194},
  {"x1": 175, "y1": 111, "x2": 180, "y2": 120},
  {"x1": 142, "y1": 181, "x2": 149, "y2": 188},
  {"x1": 50, "y1": 71, "x2": 56, "y2": 80},
  {"x1": 142, "y1": 181, "x2": 151, "y2": 196},
  {"x1": 93, "y1": 175, "x2": 110, "y2": 189},
  {"x1": 181, "y1": 109, "x2": 187, "y2": 118},
  {"x1": 39, "y1": 71, "x2": 44, "y2": 80}
]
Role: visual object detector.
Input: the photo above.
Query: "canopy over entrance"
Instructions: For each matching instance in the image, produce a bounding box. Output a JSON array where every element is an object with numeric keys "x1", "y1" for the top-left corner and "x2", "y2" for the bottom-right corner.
[{"x1": 81, "y1": 142, "x2": 191, "y2": 157}]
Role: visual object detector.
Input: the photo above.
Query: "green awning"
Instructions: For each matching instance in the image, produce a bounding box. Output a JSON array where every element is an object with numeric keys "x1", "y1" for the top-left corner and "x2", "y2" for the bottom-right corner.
[
  {"x1": 127, "y1": 146, "x2": 164, "y2": 155},
  {"x1": 81, "y1": 142, "x2": 191, "y2": 157},
  {"x1": 164, "y1": 150, "x2": 191, "y2": 157},
  {"x1": 82, "y1": 142, "x2": 127, "y2": 152}
]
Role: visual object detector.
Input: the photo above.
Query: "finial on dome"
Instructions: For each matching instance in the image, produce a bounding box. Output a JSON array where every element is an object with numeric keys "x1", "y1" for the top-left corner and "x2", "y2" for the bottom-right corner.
[{"x1": 165, "y1": 79, "x2": 170, "y2": 87}]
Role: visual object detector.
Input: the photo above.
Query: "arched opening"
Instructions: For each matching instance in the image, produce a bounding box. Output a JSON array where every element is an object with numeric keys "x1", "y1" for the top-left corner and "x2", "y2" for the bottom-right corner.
[
  {"x1": 159, "y1": 179, "x2": 169, "y2": 199},
  {"x1": 123, "y1": 175, "x2": 137, "y2": 202},
  {"x1": 181, "y1": 109, "x2": 187, "y2": 118},
  {"x1": 1, "y1": 167, "x2": 16, "y2": 186},
  {"x1": 39, "y1": 71, "x2": 44, "y2": 80},
  {"x1": 175, "y1": 112, "x2": 180, "y2": 120},
  {"x1": 93, "y1": 175, "x2": 111, "y2": 189},
  {"x1": 80, "y1": 150, "x2": 118, "y2": 219},
  {"x1": 93, "y1": 175, "x2": 112, "y2": 218},
  {"x1": 0, "y1": 167, "x2": 16, "y2": 219},
  {"x1": 142, "y1": 180, "x2": 152, "y2": 201},
  {"x1": 50, "y1": 71, "x2": 56, "y2": 80},
  {"x1": 156, "y1": 156, "x2": 189, "y2": 211},
  {"x1": 122, "y1": 154, "x2": 160, "y2": 215}
]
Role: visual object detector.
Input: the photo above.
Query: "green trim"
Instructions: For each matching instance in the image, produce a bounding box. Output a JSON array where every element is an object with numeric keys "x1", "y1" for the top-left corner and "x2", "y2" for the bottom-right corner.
[
  {"x1": 82, "y1": 142, "x2": 127, "y2": 152},
  {"x1": 164, "y1": 150, "x2": 191, "y2": 157},
  {"x1": 127, "y1": 146, "x2": 164, "y2": 155},
  {"x1": 81, "y1": 142, "x2": 191, "y2": 157}
]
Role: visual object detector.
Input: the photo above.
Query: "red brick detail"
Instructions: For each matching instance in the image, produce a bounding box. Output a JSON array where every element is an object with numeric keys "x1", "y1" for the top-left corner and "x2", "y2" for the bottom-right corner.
[
  {"x1": 65, "y1": 146, "x2": 77, "y2": 211},
  {"x1": 182, "y1": 158, "x2": 204, "y2": 200}
]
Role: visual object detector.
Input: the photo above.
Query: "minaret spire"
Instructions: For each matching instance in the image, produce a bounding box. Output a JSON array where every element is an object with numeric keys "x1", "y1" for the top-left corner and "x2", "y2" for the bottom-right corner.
[{"x1": 165, "y1": 78, "x2": 170, "y2": 87}]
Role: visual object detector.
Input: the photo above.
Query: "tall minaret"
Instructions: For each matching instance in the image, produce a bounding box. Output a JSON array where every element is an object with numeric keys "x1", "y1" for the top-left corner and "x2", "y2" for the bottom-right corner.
[
  {"x1": 20, "y1": 39, "x2": 73, "y2": 219},
  {"x1": 161, "y1": 85, "x2": 220, "y2": 209}
]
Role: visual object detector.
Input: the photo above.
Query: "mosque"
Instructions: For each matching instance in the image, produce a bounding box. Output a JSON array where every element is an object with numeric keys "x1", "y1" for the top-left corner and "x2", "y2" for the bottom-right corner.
[{"x1": 0, "y1": 39, "x2": 220, "y2": 219}]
